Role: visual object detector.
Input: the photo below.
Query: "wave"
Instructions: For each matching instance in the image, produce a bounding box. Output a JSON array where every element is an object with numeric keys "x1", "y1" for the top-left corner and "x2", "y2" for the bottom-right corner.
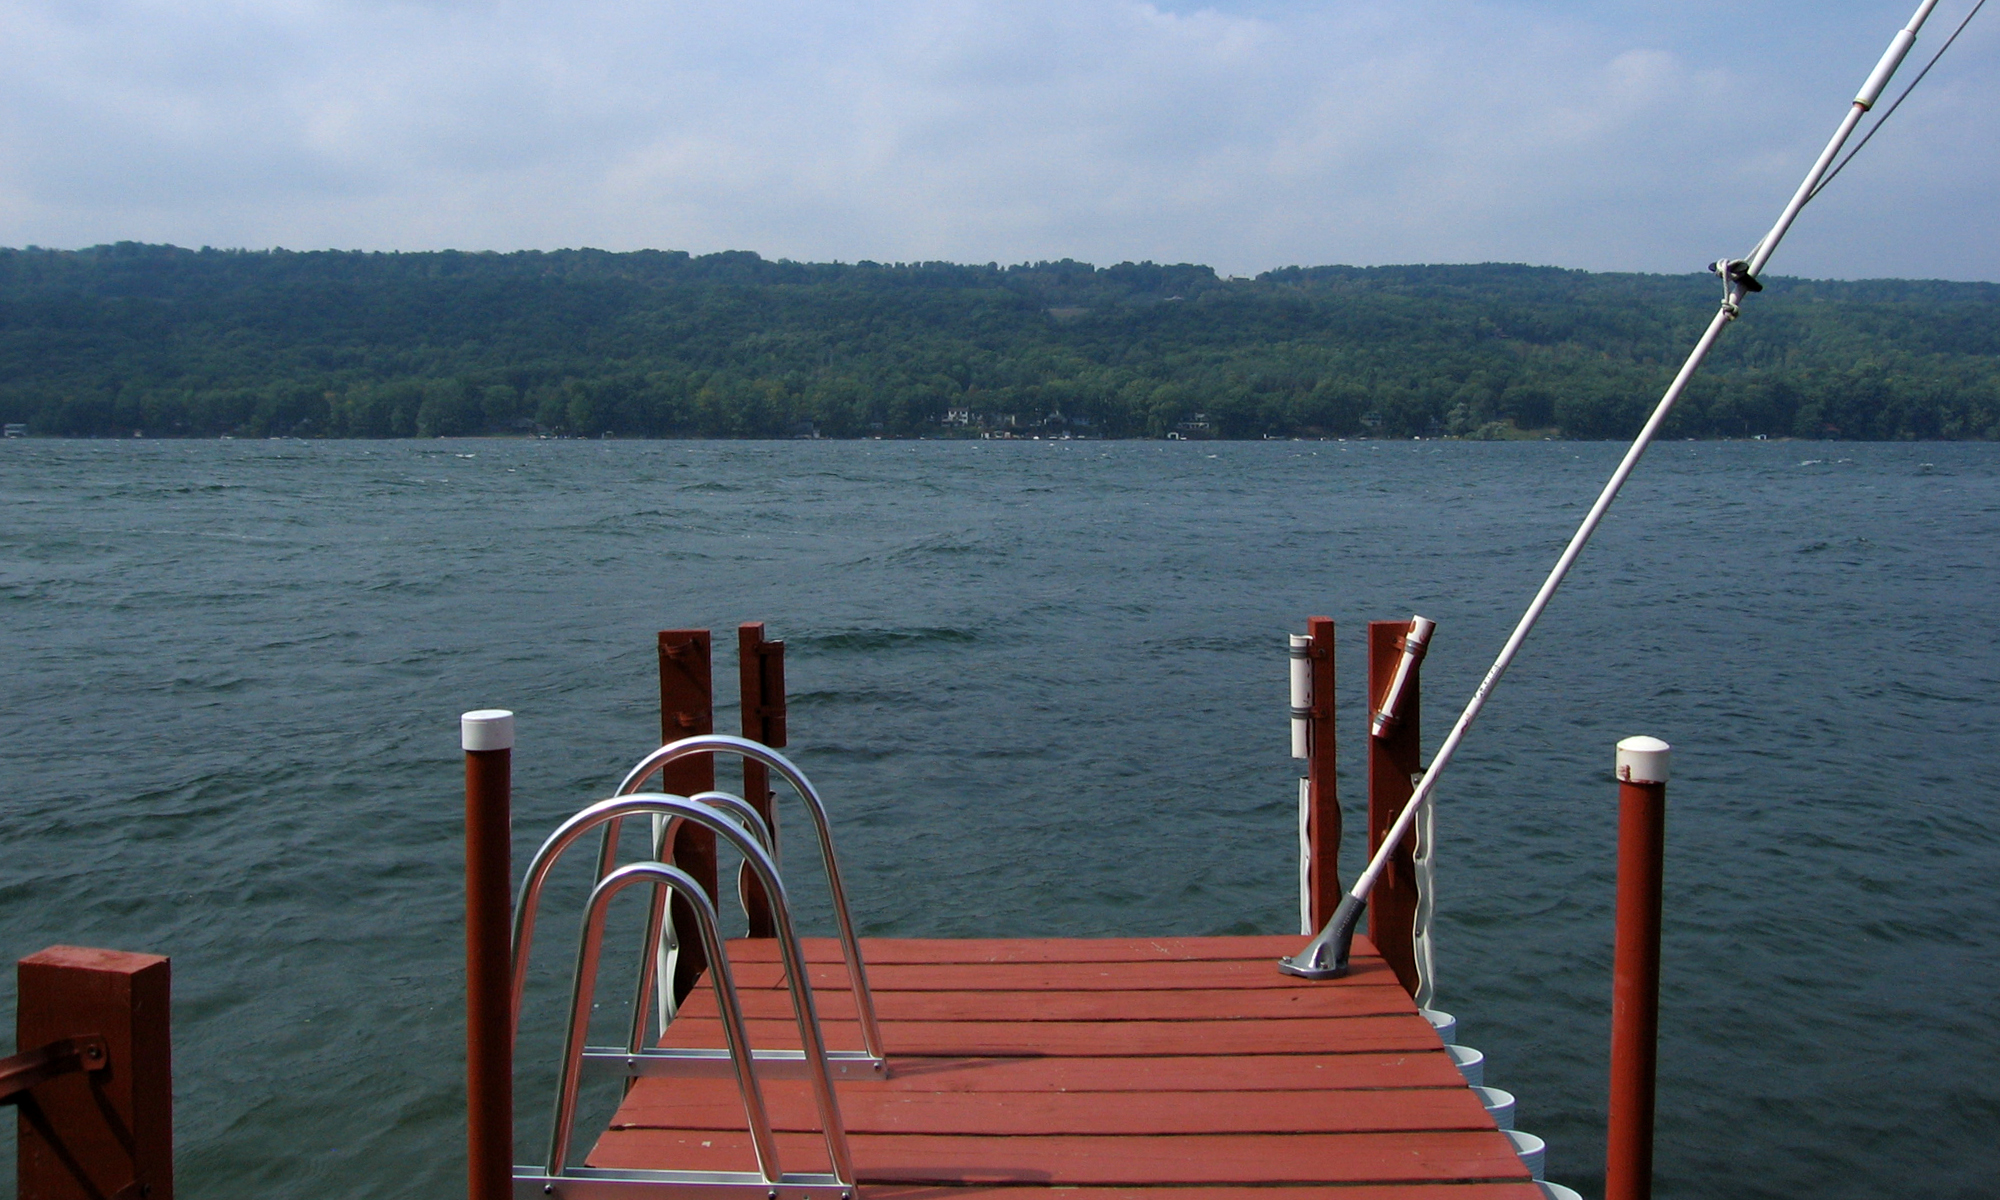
[
  {"x1": 876, "y1": 533, "x2": 1005, "y2": 564},
  {"x1": 789, "y1": 687, "x2": 925, "y2": 706},
  {"x1": 795, "y1": 626, "x2": 980, "y2": 653}
]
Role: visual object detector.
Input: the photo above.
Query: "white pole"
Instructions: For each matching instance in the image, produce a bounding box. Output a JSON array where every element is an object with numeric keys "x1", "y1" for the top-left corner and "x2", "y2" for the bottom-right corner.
[
  {"x1": 1746, "y1": 0, "x2": 1940, "y2": 278},
  {"x1": 1282, "y1": 0, "x2": 1945, "y2": 978}
]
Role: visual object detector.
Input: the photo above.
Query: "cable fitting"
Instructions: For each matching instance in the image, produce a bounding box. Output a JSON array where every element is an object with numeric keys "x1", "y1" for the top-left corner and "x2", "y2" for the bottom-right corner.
[
  {"x1": 1710, "y1": 258, "x2": 1762, "y2": 318},
  {"x1": 1711, "y1": 259, "x2": 1763, "y2": 293}
]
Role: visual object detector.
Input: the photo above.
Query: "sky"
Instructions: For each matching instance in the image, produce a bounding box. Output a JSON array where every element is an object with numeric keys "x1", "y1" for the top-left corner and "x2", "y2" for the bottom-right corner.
[{"x1": 1, "y1": 0, "x2": 1994, "y2": 280}]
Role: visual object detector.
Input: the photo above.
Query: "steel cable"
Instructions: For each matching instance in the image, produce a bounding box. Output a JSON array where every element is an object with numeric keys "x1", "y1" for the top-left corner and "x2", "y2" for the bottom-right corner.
[{"x1": 1808, "y1": 0, "x2": 1987, "y2": 203}]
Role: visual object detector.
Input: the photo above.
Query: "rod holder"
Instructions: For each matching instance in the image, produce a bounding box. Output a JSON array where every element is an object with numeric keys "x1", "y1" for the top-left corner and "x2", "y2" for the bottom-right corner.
[
  {"x1": 1288, "y1": 633, "x2": 1313, "y2": 759},
  {"x1": 1370, "y1": 615, "x2": 1435, "y2": 738},
  {"x1": 1298, "y1": 617, "x2": 1341, "y2": 931}
]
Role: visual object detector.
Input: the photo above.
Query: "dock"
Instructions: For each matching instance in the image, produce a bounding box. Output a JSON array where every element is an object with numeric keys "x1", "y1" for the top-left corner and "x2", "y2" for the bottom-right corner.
[
  {"x1": 471, "y1": 623, "x2": 1558, "y2": 1200},
  {"x1": 586, "y1": 934, "x2": 1539, "y2": 1198}
]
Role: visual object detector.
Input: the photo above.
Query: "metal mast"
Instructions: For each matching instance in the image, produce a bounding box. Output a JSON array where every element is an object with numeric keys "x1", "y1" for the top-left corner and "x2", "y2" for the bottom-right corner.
[{"x1": 1284, "y1": 0, "x2": 1951, "y2": 979}]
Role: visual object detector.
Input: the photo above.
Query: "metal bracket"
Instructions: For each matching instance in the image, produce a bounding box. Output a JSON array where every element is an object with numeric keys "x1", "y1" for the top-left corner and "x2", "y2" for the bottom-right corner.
[
  {"x1": 1710, "y1": 258, "x2": 1763, "y2": 318},
  {"x1": 0, "y1": 1035, "x2": 110, "y2": 1104},
  {"x1": 1711, "y1": 258, "x2": 1763, "y2": 293}
]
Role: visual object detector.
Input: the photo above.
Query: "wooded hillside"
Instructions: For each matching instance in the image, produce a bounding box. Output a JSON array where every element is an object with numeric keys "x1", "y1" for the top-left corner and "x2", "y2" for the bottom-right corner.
[{"x1": 3, "y1": 242, "x2": 1995, "y2": 439}]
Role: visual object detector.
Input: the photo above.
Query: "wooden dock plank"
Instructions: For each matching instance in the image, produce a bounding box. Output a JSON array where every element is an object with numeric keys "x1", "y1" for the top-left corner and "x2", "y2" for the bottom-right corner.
[
  {"x1": 612, "y1": 1080, "x2": 1492, "y2": 1135},
  {"x1": 584, "y1": 936, "x2": 1530, "y2": 1195},
  {"x1": 858, "y1": 1187, "x2": 1546, "y2": 1200},
  {"x1": 660, "y1": 1013, "x2": 1438, "y2": 1056},
  {"x1": 724, "y1": 957, "x2": 1402, "y2": 993},
  {"x1": 840, "y1": 1054, "x2": 1474, "y2": 1093},
  {"x1": 725, "y1": 935, "x2": 1331, "y2": 965},
  {"x1": 677, "y1": 983, "x2": 1418, "y2": 1023},
  {"x1": 588, "y1": 1129, "x2": 1532, "y2": 1187},
  {"x1": 860, "y1": 1184, "x2": 1544, "y2": 1192}
]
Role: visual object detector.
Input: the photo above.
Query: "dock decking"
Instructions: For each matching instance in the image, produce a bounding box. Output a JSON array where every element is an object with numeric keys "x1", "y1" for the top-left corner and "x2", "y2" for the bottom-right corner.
[{"x1": 589, "y1": 933, "x2": 1539, "y2": 1198}]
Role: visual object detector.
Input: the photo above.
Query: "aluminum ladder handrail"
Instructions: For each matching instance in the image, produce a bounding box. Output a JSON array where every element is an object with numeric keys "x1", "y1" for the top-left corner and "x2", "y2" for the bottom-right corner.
[
  {"x1": 550, "y1": 860, "x2": 777, "y2": 1179},
  {"x1": 599, "y1": 804, "x2": 874, "y2": 1100},
  {"x1": 511, "y1": 793, "x2": 855, "y2": 1197},
  {"x1": 605, "y1": 735, "x2": 885, "y2": 1067},
  {"x1": 606, "y1": 788, "x2": 775, "y2": 1053}
]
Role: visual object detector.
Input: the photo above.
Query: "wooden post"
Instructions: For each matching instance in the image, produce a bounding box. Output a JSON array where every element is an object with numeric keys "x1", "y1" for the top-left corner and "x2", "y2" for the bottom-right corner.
[
  {"x1": 461, "y1": 709, "x2": 514, "y2": 1200},
  {"x1": 1367, "y1": 620, "x2": 1423, "y2": 997},
  {"x1": 16, "y1": 946, "x2": 173, "y2": 1200},
  {"x1": 737, "y1": 622, "x2": 787, "y2": 938},
  {"x1": 1304, "y1": 617, "x2": 1341, "y2": 930},
  {"x1": 1607, "y1": 736, "x2": 1671, "y2": 1200},
  {"x1": 658, "y1": 629, "x2": 716, "y2": 1002}
]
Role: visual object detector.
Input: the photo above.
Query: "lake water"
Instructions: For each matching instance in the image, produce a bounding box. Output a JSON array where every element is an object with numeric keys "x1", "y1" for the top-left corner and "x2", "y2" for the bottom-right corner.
[{"x1": 2, "y1": 437, "x2": 1996, "y2": 1199}]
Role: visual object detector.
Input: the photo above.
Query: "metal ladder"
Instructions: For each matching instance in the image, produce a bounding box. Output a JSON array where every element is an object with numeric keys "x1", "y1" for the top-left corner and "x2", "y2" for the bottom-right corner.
[{"x1": 509, "y1": 737, "x2": 879, "y2": 1198}]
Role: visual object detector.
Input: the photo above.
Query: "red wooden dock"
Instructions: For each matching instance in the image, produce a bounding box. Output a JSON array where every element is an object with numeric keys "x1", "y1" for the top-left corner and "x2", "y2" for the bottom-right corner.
[{"x1": 588, "y1": 933, "x2": 1538, "y2": 1199}]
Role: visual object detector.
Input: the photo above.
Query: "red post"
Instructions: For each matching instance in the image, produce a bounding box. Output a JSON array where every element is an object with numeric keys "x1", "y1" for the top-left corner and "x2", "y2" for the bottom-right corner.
[
  {"x1": 1367, "y1": 620, "x2": 1423, "y2": 997},
  {"x1": 462, "y1": 709, "x2": 514, "y2": 1200},
  {"x1": 737, "y1": 622, "x2": 787, "y2": 938},
  {"x1": 658, "y1": 630, "x2": 716, "y2": 1001},
  {"x1": 1607, "y1": 736, "x2": 1671, "y2": 1200},
  {"x1": 16, "y1": 946, "x2": 172, "y2": 1200},
  {"x1": 1303, "y1": 617, "x2": 1341, "y2": 930}
]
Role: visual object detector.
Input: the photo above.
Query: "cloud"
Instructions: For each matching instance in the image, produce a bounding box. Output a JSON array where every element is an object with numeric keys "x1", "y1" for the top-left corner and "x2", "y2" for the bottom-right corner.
[{"x1": 0, "y1": 0, "x2": 1993, "y2": 278}]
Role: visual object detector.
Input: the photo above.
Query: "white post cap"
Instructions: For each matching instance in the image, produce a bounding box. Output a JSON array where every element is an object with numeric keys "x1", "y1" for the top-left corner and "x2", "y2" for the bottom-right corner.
[
  {"x1": 461, "y1": 709, "x2": 515, "y2": 752},
  {"x1": 1616, "y1": 735, "x2": 1671, "y2": 784}
]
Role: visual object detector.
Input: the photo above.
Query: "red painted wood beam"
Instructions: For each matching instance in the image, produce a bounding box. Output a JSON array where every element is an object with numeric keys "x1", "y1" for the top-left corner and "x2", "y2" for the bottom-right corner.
[
  {"x1": 737, "y1": 621, "x2": 786, "y2": 937},
  {"x1": 658, "y1": 629, "x2": 716, "y2": 1001},
  {"x1": 1606, "y1": 736, "x2": 1671, "y2": 1200},
  {"x1": 1305, "y1": 616, "x2": 1341, "y2": 929},
  {"x1": 461, "y1": 709, "x2": 514, "y2": 1200},
  {"x1": 1366, "y1": 621, "x2": 1423, "y2": 999},
  {"x1": 16, "y1": 946, "x2": 173, "y2": 1200}
]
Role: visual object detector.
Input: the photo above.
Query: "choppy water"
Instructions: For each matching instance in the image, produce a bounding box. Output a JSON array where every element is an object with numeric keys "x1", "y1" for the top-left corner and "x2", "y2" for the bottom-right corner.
[{"x1": 1, "y1": 437, "x2": 1996, "y2": 1199}]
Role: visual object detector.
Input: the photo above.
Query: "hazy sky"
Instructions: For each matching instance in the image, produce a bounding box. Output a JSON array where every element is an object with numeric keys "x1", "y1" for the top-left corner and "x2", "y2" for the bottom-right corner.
[{"x1": 2, "y1": 0, "x2": 1994, "y2": 279}]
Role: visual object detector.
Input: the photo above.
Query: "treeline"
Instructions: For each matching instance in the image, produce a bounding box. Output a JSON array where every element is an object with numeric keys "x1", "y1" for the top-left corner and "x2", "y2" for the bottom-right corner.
[{"x1": 2, "y1": 242, "x2": 1997, "y2": 440}]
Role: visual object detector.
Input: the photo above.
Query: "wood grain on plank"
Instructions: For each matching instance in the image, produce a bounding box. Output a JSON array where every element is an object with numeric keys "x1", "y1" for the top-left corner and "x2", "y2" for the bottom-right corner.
[
  {"x1": 583, "y1": 935, "x2": 1508, "y2": 1193},
  {"x1": 723, "y1": 957, "x2": 1405, "y2": 993},
  {"x1": 661, "y1": 1013, "x2": 1439, "y2": 1057},
  {"x1": 856, "y1": 1187, "x2": 1545, "y2": 1200},
  {"x1": 586, "y1": 1129, "x2": 1533, "y2": 1186},
  {"x1": 634, "y1": 1052, "x2": 1468, "y2": 1093},
  {"x1": 872, "y1": 1052, "x2": 1472, "y2": 1092},
  {"x1": 612, "y1": 1080, "x2": 1493, "y2": 1136},
  {"x1": 674, "y1": 983, "x2": 1418, "y2": 1024},
  {"x1": 721, "y1": 935, "x2": 1357, "y2": 965}
]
